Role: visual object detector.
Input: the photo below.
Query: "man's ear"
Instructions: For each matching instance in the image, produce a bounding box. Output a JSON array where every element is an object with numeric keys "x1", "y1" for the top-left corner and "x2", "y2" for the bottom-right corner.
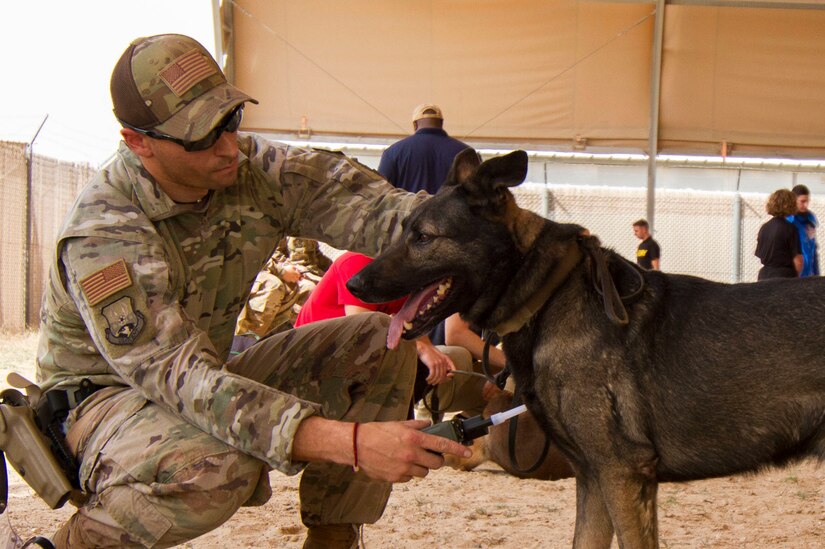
[{"x1": 120, "y1": 128, "x2": 153, "y2": 158}]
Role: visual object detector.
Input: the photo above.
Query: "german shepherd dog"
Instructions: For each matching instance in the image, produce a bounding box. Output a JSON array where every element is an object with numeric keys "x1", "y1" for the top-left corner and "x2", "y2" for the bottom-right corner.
[{"x1": 348, "y1": 149, "x2": 825, "y2": 548}]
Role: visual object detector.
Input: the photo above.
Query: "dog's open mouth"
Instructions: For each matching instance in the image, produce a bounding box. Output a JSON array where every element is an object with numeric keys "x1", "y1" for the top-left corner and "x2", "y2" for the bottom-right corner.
[{"x1": 387, "y1": 277, "x2": 454, "y2": 349}]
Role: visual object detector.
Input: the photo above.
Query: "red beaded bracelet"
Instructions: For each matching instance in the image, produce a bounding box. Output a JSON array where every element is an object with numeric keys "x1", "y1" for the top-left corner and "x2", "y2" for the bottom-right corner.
[{"x1": 352, "y1": 422, "x2": 360, "y2": 472}]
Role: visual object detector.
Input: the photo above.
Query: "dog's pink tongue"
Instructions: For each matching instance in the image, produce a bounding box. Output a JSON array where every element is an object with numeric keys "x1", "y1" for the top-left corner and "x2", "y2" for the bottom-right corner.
[{"x1": 387, "y1": 281, "x2": 441, "y2": 349}]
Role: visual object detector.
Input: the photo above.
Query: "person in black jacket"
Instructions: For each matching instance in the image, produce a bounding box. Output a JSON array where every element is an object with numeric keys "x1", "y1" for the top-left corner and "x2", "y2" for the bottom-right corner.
[{"x1": 755, "y1": 189, "x2": 803, "y2": 280}]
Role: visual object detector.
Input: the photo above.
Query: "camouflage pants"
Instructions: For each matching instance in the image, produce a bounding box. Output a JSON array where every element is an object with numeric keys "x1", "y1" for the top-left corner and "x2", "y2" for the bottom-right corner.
[
  {"x1": 53, "y1": 312, "x2": 416, "y2": 548},
  {"x1": 419, "y1": 346, "x2": 489, "y2": 418}
]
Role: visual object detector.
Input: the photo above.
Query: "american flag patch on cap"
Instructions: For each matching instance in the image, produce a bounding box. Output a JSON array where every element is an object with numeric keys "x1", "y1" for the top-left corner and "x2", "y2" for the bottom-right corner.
[
  {"x1": 79, "y1": 259, "x2": 133, "y2": 306},
  {"x1": 160, "y1": 49, "x2": 217, "y2": 96}
]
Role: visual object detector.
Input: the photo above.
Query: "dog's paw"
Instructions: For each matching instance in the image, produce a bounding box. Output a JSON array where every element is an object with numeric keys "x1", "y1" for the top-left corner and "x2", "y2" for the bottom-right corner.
[{"x1": 443, "y1": 438, "x2": 487, "y2": 471}]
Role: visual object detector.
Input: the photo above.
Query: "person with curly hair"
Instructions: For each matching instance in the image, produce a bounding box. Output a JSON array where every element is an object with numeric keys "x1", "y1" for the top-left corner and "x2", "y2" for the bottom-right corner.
[{"x1": 755, "y1": 189, "x2": 803, "y2": 280}]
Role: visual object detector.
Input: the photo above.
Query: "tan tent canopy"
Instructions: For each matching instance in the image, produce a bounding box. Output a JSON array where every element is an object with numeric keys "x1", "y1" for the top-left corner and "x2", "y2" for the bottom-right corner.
[{"x1": 222, "y1": 0, "x2": 825, "y2": 159}]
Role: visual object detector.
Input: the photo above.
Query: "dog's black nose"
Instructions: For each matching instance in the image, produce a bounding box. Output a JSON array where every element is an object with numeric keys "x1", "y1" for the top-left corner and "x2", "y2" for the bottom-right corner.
[{"x1": 346, "y1": 273, "x2": 365, "y2": 298}]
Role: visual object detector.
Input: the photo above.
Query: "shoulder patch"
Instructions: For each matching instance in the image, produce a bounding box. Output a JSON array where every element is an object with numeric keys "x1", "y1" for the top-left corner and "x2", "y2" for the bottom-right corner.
[
  {"x1": 101, "y1": 296, "x2": 145, "y2": 345},
  {"x1": 79, "y1": 258, "x2": 133, "y2": 306}
]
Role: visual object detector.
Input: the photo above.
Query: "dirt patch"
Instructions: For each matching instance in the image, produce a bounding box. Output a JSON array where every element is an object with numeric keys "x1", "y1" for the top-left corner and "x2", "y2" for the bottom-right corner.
[{"x1": 1, "y1": 333, "x2": 823, "y2": 548}]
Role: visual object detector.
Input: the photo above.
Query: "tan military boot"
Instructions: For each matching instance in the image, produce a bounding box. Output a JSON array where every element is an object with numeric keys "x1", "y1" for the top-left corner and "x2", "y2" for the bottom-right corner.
[{"x1": 302, "y1": 524, "x2": 361, "y2": 549}]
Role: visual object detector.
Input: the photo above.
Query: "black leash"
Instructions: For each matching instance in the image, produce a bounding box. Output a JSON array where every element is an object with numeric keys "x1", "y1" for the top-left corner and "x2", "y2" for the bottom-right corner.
[
  {"x1": 0, "y1": 450, "x2": 7, "y2": 515},
  {"x1": 506, "y1": 392, "x2": 551, "y2": 475},
  {"x1": 581, "y1": 238, "x2": 646, "y2": 325},
  {"x1": 480, "y1": 331, "x2": 509, "y2": 390},
  {"x1": 479, "y1": 331, "x2": 551, "y2": 474},
  {"x1": 421, "y1": 330, "x2": 507, "y2": 420},
  {"x1": 420, "y1": 384, "x2": 447, "y2": 422}
]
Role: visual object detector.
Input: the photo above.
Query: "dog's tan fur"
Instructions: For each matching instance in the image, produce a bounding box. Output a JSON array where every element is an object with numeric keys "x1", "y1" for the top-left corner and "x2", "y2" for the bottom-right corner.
[{"x1": 445, "y1": 390, "x2": 574, "y2": 481}]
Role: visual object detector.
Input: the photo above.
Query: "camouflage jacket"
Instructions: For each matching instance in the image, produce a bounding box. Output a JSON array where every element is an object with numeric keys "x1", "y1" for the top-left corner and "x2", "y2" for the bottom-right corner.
[
  {"x1": 284, "y1": 237, "x2": 332, "y2": 280},
  {"x1": 36, "y1": 134, "x2": 422, "y2": 474}
]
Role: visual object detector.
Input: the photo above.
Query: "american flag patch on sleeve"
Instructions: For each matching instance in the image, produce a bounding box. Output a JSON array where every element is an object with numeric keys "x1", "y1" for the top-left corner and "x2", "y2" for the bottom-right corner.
[{"x1": 79, "y1": 259, "x2": 133, "y2": 306}]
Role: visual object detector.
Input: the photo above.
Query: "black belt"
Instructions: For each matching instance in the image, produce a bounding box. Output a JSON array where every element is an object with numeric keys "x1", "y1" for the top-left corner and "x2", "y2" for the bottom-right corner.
[{"x1": 41, "y1": 379, "x2": 104, "y2": 413}]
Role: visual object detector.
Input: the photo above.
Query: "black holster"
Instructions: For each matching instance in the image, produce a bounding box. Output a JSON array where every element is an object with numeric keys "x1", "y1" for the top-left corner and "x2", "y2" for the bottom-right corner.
[{"x1": 33, "y1": 379, "x2": 103, "y2": 489}]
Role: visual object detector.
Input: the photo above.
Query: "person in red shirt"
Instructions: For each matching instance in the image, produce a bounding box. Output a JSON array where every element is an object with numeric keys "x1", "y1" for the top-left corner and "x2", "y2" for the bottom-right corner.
[
  {"x1": 296, "y1": 252, "x2": 405, "y2": 324},
  {"x1": 297, "y1": 252, "x2": 491, "y2": 418},
  {"x1": 296, "y1": 251, "x2": 455, "y2": 387}
]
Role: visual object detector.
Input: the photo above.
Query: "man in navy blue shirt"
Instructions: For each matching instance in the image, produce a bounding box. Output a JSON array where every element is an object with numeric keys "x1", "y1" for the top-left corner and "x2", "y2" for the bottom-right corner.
[{"x1": 378, "y1": 104, "x2": 469, "y2": 194}]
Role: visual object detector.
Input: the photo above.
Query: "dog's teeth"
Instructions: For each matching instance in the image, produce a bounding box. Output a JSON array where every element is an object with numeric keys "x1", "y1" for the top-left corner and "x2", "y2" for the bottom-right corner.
[{"x1": 404, "y1": 321, "x2": 413, "y2": 331}]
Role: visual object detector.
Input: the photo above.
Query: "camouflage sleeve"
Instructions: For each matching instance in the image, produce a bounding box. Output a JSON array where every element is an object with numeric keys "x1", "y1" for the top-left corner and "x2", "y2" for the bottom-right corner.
[
  {"x1": 59, "y1": 237, "x2": 318, "y2": 475},
  {"x1": 288, "y1": 238, "x2": 332, "y2": 277},
  {"x1": 246, "y1": 139, "x2": 428, "y2": 256},
  {"x1": 286, "y1": 237, "x2": 312, "y2": 265},
  {"x1": 270, "y1": 238, "x2": 290, "y2": 277}
]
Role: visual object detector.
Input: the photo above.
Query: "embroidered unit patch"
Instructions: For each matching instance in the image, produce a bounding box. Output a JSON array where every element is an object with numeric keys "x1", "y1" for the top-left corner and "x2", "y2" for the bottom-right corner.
[
  {"x1": 79, "y1": 259, "x2": 133, "y2": 306},
  {"x1": 101, "y1": 296, "x2": 145, "y2": 345},
  {"x1": 160, "y1": 49, "x2": 216, "y2": 96}
]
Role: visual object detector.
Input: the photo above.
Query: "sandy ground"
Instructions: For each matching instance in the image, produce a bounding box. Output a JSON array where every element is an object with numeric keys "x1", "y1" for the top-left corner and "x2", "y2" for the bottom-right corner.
[{"x1": 1, "y1": 333, "x2": 824, "y2": 548}]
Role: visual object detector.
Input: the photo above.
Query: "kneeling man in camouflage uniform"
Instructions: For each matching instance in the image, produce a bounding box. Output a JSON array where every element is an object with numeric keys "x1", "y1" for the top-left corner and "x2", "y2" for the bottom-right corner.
[{"x1": 35, "y1": 33, "x2": 469, "y2": 549}]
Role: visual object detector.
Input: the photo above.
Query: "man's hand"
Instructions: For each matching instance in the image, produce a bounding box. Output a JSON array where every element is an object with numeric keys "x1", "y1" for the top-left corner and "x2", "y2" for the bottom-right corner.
[
  {"x1": 355, "y1": 420, "x2": 471, "y2": 483},
  {"x1": 415, "y1": 339, "x2": 455, "y2": 385},
  {"x1": 281, "y1": 264, "x2": 303, "y2": 284},
  {"x1": 292, "y1": 417, "x2": 472, "y2": 484}
]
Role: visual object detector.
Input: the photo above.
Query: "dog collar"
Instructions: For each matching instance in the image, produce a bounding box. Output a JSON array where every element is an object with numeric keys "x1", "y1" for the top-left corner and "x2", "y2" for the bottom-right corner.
[
  {"x1": 492, "y1": 243, "x2": 584, "y2": 337},
  {"x1": 491, "y1": 236, "x2": 643, "y2": 337}
]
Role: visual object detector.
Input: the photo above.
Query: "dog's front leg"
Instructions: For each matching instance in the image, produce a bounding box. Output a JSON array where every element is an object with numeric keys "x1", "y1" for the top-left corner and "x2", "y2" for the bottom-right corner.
[
  {"x1": 598, "y1": 470, "x2": 659, "y2": 549},
  {"x1": 573, "y1": 473, "x2": 614, "y2": 549}
]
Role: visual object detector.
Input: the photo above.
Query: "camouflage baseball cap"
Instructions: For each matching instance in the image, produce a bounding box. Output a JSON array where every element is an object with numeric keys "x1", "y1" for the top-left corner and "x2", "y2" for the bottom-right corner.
[{"x1": 111, "y1": 34, "x2": 258, "y2": 141}]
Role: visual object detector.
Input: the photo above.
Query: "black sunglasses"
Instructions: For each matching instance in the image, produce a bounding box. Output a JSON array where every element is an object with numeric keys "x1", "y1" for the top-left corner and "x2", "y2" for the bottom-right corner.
[{"x1": 121, "y1": 105, "x2": 244, "y2": 152}]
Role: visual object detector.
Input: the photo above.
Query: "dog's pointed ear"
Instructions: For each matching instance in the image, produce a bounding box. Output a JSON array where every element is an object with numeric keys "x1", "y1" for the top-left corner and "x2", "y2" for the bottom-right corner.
[
  {"x1": 475, "y1": 150, "x2": 529, "y2": 192},
  {"x1": 460, "y1": 150, "x2": 529, "y2": 213},
  {"x1": 444, "y1": 148, "x2": 482, "y2": 187}
]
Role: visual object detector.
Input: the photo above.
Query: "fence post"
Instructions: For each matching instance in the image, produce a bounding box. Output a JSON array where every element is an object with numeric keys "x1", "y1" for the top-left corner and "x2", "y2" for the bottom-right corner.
[
  {"x1": 732, "y1": 192, "x2": 742, "y2": 283},
  {"x1": 542, "y1": 161, "x2": 552, "y2": 219},
  {"x1": 24, "y1": 115, "x2": 49, "y2": 330}
]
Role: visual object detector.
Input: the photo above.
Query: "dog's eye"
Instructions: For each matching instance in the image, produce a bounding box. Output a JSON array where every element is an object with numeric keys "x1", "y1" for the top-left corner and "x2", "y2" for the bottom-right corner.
[{"x1": 416, "y1": 232, "x2": 433, "y2": 244}]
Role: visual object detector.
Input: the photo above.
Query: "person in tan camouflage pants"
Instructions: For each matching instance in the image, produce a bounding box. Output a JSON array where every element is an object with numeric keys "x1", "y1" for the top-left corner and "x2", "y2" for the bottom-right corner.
[
  {"x1": 235, "y1": 237, "x2": 332, "y2": 342},
  {"x1": 33, "y1": 34, "x2": 470, "y2": 549}
]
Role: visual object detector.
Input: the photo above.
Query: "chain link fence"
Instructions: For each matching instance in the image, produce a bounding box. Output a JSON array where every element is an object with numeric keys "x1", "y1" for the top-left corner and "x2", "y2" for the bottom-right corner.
[
  {"x1": 512, "y1": 184, "x2": 782, "y2": 283},
  {"x1": 2, "y1": 141, "x2": 821, "y2": 332}
]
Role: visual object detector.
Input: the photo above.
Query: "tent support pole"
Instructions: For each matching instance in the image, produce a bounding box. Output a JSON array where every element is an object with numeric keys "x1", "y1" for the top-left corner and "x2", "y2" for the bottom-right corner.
[{"x1": 646, "y1": 0, "x2": 666, "y2": 232}]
